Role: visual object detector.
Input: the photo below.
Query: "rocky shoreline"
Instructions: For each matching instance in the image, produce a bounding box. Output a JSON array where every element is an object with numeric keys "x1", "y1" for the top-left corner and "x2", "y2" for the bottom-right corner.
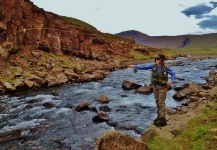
[
  {"x1": 0, "y1": 53, "x2": 215, "y2": 94},
  {"x1": 0, "y1": 56, "x2": 216, "y2": 149},
  {"x1": 94, "y1": 60, "x2": 217, "y2": 150}
]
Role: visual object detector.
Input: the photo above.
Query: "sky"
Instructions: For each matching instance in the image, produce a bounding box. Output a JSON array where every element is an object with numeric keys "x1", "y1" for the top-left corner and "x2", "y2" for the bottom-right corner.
[{"x1": 30, "y1": 0, "x2": 217, "y2": 36}]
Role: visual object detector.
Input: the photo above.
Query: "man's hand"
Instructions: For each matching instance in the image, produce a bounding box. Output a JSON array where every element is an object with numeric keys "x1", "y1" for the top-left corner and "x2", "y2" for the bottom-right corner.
[
  {"x1": 167, "y1": 81, "x2": 172, "y2": 86},
  {"x1": 128, "y1": 65, "x2": 135, "y2": 69}
]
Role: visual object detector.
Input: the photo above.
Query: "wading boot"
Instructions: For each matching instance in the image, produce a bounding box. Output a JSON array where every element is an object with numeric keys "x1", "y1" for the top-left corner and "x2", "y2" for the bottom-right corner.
[
  {"x1": 154, "y1": 117, "x2": 167, "y2": 127},
  {"x1": 153, "y1": 117, "x2": 158, "y2": 124}
]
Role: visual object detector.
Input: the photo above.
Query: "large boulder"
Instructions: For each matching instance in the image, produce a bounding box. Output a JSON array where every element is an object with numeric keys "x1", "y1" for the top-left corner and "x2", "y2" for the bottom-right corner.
[
  {"x1": 92, "y1": 111, "x2": 110, "y2": 123},
  {"x1": 135, "y1": 84, "x2": 153, "y2": 94},
  {"x1": 96, "y1": 94, "x2": 109, "y2": 103},
  {"x1": 173, "y1": 83, "x2": 201, "y2": 100},
  {"x1": 75, "y1": 100, "x2": 89, "y2": 112},
  {"x1": 122, "y1": 80, "x2": 142, "y2": 90},
  {"x1": 94, "y1": 130, "x2": 148, "y2": 150},
  {"x1": 141, "y1": 125, "x2": 174, "y2": 142}
]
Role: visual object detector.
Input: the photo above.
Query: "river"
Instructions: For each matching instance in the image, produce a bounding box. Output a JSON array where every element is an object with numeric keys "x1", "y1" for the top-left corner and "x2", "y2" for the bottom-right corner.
[{"x1": 0, "y1": 57, "x2": 216, "y2": 149}]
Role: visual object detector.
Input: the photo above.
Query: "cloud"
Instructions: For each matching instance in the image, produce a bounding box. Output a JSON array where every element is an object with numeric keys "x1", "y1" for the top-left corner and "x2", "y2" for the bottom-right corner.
[
  {"x1": 181, "y1": 3, "x2": 214, "y2": 19},
  {"x1": 198, "y1": 15, "x2": 217, "y2": 29},
  {"x1": 210, "y1": 1, "x2": 217, "y2": 7},
  {"x1": 181, "y1": 1, "x2": 217, "y2": 32}
]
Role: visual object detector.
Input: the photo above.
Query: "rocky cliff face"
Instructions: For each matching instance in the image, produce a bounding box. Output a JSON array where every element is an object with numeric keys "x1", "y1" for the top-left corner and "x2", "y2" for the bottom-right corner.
[
  {"x1": 0, "y1": 0, "x2": 157, "y2": 93},
  {"x1": 0, "y1": 0, "x2": 136, "y2": 59}
]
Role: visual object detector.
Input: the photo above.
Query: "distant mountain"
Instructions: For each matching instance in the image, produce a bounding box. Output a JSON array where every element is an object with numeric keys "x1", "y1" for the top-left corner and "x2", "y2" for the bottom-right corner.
[
  {"x1": 116, "y1": 30, "x2": 217, "y2": 49},
  {"x1": 116, "y1": 30, "x2": 149, "y2": 44}
]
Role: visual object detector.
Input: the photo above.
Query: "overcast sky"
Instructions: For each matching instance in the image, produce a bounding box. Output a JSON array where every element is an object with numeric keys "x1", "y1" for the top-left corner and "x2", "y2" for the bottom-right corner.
[{"x1": 31, "y1": 0, "x2": 217, "y2": 36}]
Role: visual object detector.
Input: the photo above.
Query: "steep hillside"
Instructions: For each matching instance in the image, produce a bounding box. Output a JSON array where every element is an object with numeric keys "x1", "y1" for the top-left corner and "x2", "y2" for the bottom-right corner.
[
  {"x1": 0, "y1": 0, "x2": 161, "y2": 93},
  {"x1": 116, "y1": 31, "x2": 217, "y2": 49}
]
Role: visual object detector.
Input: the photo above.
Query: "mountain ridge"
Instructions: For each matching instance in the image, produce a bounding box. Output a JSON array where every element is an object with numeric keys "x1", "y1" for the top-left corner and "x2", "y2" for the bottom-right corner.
[{"x1": 116, "y1": 30, "x2": 217, "y2": 49}]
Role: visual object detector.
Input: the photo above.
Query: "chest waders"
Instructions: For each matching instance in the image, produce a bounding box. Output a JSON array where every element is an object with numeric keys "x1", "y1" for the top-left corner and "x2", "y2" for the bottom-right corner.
[
  {"x1": 151, "y1": 63, "x2": 168, "y2": 127},
  {"x1": 151, "y1": 63, "x2": 168, "y2": 86}
]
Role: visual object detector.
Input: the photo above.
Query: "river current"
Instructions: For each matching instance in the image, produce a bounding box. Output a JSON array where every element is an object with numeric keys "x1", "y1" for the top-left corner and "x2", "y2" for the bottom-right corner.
[{"x1": 0, "y1": 57, "x2": 216, "y2": 149}]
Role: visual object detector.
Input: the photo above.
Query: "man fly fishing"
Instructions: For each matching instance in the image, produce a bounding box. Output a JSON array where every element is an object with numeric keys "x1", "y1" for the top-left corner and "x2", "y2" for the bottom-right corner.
[{"x1": 128, "y1": 53, "x2": 175, "y2": 127}]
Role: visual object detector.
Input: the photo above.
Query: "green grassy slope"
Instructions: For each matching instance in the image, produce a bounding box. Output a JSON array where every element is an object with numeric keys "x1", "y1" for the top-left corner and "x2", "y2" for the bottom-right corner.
[{"x1": 60, "y1": 16, "x2": 99, "y2": 32}]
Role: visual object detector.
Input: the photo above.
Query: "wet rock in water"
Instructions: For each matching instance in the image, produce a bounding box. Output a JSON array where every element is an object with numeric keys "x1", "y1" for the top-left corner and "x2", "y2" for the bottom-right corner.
[
  {"x1": 120, "y1": 94, "x2": 128, "y2": 97},
  {"x1": 99, "y1": 105, "x2": 111, "y2": 112},
  {"x1": 0, "y1": 114, "x2": 10, "y2": 120},
  {"x1": 53, "y1": 139, "x2": 71, "y2": 149},
  {"x1": 95, "y1": 94, "x2": 109, "y2": 103},
  {"x1": 173, "y1": 89, "x2": 189, "y2": 100},
  {"x1": 0, "y1": 104, "x2": 8, "y2": 112},
  {"x1": 135, "y1": 84, "x2": 152, "y2": 94},
  {"x1": 43, "y1": 102, "x2": 55, "y2": 109},
  {"x1": 89, "y1": 106, "x2": 98, "y2": 113},
  {"x1": 135, "y1": 127, "x2": 145, "y2": 135},
  {"x1": 140, "y1": 104, "x2": 151, "y2": 109},
  {"x1": 0, "y1": 129, "x2": 27, "y2": 143},
  {"x1": 122, "y1": 80, "x2": 142, "y2": 90},
  {"x1": 92, "y1": 111, "x2": 110, "y2": 123},
  {"x1": 23, "y1": 104, "x2": 33, "y2": 110},
  {"x1": 114, "y1": 123, "x2": 126, "y2": 130},
  {"x1": 75, "y1": 100, "x2": 89, "y2": 112},
  {"x1": 107, "y1": 120, "x2": 118, "y2": 127},
  {"x1": 125, "y1": 124, "x2": 138, "y2": 130},
  {"x1": 27, "y1": 99, "x2": 42, "y2": 103},
  {"x1": 50, "y1": 91, "x2": 59, "y2": 96},
  {"x1": 94, "y1": 130, "x2": 148, "y2": 150},
  {"x1": 173, "y1": 83, "x2": 201, "y2": 101}
]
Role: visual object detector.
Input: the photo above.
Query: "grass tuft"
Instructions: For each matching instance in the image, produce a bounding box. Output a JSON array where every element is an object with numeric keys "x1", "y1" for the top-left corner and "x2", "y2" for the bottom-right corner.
[{"x1": 146, "y1": 100, "x2": 217, "y2": 150}]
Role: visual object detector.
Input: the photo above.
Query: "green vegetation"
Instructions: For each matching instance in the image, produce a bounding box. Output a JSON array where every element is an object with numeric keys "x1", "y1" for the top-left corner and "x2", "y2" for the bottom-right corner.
[
  {"x1": 130, "y1": 51, "x2": 151, "y2": 60},
  {"x1": 146, "y1": 100, "x2": 217, "y2": 150},
  {"x1": 164, "y1": 48, "x2": 217, "y2": 59},
  {"x1": 60, "y1": 16, "x2": 98, "y2": 32},
  {"x1": 184, "y1": 34, "x2": 217, "y2": 49},
  {"x1": 118, "y1": 50, "x2": 157, "y2": 63}
]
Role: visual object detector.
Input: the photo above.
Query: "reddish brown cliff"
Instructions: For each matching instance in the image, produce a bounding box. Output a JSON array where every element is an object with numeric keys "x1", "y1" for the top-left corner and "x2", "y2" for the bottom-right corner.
[
  {"x1": 0, "y1": 0, "x2": 158, "y2": 93},
  {"x1": 1, "y1": 0, "x2": 137, "y2": 58}
]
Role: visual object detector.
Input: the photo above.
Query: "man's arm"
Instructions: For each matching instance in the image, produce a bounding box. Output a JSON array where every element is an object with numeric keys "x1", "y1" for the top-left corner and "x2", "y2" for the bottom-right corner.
[
  {"x1": 134, "y1": 64, "x2": 154, "y2": 70},
  {"x1": 166, "y1": 66, "x2": 175, "y2": 83}
]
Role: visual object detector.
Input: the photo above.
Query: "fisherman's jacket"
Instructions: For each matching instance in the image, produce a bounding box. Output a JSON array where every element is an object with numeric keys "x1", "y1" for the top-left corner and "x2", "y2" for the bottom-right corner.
[{"x1": 151, "y1": 63, "x2": 168, "y2": 86}]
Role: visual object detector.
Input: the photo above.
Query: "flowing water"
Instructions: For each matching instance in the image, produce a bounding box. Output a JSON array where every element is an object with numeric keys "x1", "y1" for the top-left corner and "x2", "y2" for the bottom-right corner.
[{"x1": 0, "y1": 58, "x2": 216, "y2": 149}]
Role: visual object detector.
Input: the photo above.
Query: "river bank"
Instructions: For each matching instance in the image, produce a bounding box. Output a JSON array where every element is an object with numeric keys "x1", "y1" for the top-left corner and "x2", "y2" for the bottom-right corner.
[
  {"x1": 95, "y1": 64, "x2": 217, "y2": 150},
  {"x1": 0, "y1": 56, "x2": 216, "y2": 150},
  {"x1": 1, "y1": 51, "x2": 216, "y2": 95}
]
